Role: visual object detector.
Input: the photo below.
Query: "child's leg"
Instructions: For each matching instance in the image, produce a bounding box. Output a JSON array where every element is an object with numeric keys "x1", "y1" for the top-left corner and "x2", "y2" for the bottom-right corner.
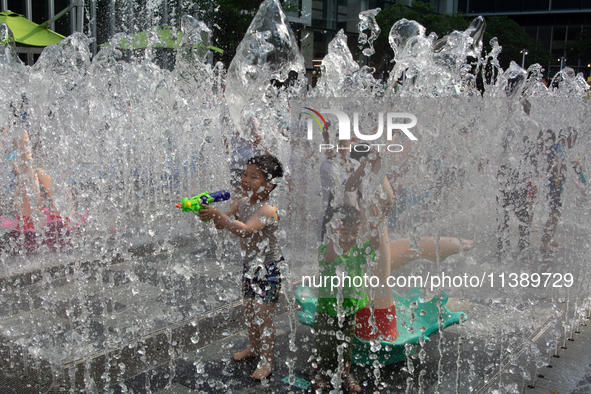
[
  {"x1": 313, "y1": 313, "x2": 355, "y2": 376},
  {"x1": 310, "y1": 312, "x2": 332, "y2": 389},
  {"x1": 515, "y1": 187, "x2": 531, "y2": 249},
  {"x1": 15, "y1": 131, "x2": 40, "y2": 218},
  {"x1": 17, "y1": 169, "x2": 39, "y2": 218},
  {"x1": 541, "y1": 209, "x2": 561, "y2": 251},
  {"x1": 370, "y1": 177, "x2": 394, "y2": 309},
  {"x1": 234, "y1": 297, "x2": 259, "y2": 361},
  {"x1": 35, "y1": 168, "x2": 60, "y2": 216},
  {"x1": 358, "y1": 225, "x2": 398, "y2": 342},
  {"x1": 374, "y1": 226, "x2": 393, "y2": 309},
  {"x1": 336, "y1": 314, "x2": 361, "y2": 393},
  {"x1": 527, "y1": 181, "x2": 538, "y2": 230},
  {"x1": 497, "y1": 191, "x2": 511, "y2": 252},
  {"x1": 251, "y1": 301, "x2": 276, "y2": 379},
  {"x1": 541, "y1": 183, "x2": 563, "y2": 251}
]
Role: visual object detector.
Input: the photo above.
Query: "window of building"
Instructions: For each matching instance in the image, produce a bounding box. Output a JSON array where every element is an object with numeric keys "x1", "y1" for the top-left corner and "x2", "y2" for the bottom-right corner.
[
  {"x1": 495, "y1": 0, "x2": 521, "y2": 13},
  {"x1": 53, "y1": 0, "x2": 72, "y2": 37},
  {"x1": 552, "y1": 0, "x2": 584, "y2": 10},
  {"x1": 337, "y1": 0, "x2": 347, "y2": 31},
  {"x1": 32, "y1": 0, "x2": 48, "y2": 25},
  {"x1": 312, "y1": 0, "x2": 326, "y2": 28},
  {"x1": 313, "y1": 29, "x2": 328, "y2": 60},
  {"x1": 368, "y1": 0, "x2": 396, "y2": 8},
  {"x1": 7, "y1": 0, "x2": 26, "y2": 15},
  {"x1": 469, "y1": 0, "x2": 494, "y2": 13},
  {"x1": 538, "y1": 25, "x2": 552, "y2": 52},
  {"x1": 457, "y1": 0, "x2": 468, "y2": 13},
  {"x1": 553, "y1": 25, "x2": 567, "y2": 54},
  {"x1": 523, "y1": 0, "x2": 549, "y2": 11}
]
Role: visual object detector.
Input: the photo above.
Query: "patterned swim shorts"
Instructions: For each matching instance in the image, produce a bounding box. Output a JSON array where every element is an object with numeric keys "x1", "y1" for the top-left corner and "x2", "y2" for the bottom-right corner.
[{"x1": 242, "y1": 257, "x2": 283, "y2": 303}]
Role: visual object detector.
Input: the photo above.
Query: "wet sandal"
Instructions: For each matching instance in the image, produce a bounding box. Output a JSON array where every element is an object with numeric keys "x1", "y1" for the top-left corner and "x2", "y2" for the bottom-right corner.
[
  {"x1": 309, "y1": 367, "x2": 329, "y2": 391},
  {"x1": 341, "y1": 374, "x2": 362, "y2": 393}
]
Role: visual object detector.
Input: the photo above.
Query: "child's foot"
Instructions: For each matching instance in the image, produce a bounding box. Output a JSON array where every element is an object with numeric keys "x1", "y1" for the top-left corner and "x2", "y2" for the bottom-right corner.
[
  {"x1": 341, "y1": 374, "x2": 362, "y2": 393},
  {"x1": 252, "y1": 361, "x2": 274, "y2": 380},
  {"x1": 233, "y1": 347, "x2": 258, "y2": 361},
  {"x1": 532, "y1": 225, "x2": 540, "y2": 232},
  {"x1": 310, "y1": 367, "x2": 329, "y2": 390},
  {"x1": 549, "y1": 240, "x2": 561, "y2": 247}
]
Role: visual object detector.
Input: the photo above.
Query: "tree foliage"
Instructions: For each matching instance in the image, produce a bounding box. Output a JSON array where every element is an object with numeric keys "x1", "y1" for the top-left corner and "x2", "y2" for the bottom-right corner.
[
  {"x1": 193, "y1": 0, "x2": 259, "y2": 66},
  {"x1": 193, "y1": 0, "x2": 299, "y2": 67},
  {"x1": 372, "y1": 3, "x2": 469, "y2": 75},
  {"x1": 482, "y1": 16, "x2": 552, "y2": 69},
  {"x1": 371, "y1": 3, "x2": 552, "y2": 75},
  {"x1": 192, "y1": 0, "x2": 557, "y2": 74}
]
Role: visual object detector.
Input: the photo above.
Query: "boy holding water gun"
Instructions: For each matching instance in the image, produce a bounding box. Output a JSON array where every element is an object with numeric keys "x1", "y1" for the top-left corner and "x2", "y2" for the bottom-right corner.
[{"x1": 197, "y1": 153, "x2": 284, "y2": 380}]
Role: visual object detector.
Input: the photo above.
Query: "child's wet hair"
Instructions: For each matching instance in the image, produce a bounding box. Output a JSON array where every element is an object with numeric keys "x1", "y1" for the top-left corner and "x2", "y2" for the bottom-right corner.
[
  {"x1": 248, "y1": 154, "x2": 284, "y2": 180},
  {"x1": 333, "y1": 205, "x2": 362, "y2": 227}
]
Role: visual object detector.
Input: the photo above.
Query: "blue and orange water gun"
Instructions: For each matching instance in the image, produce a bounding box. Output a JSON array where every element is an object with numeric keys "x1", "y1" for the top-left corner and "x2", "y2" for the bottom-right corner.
[{"x1": 176, "y1": 191, "x2": 231, "y2": 222}]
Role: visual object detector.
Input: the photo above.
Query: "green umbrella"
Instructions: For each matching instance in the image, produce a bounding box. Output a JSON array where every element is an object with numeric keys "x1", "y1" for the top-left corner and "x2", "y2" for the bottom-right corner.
[
  {"x1": 0, "y1": 10, "x2": 65, "y2": 47},
  {"x1": 109, "y1": 25, "x2": 223, "y2": 54}
]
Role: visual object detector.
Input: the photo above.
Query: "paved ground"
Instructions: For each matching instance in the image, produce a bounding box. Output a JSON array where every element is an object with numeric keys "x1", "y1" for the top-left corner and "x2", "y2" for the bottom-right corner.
[
  {"x1": 0, "y1": 207, "x2": 590, "y2": 393},
  {"x1": 108, "y1": 294, "x2": 591, "y2": 394},
  {"x1": 101, "y1": 224, "x2": 591, "y2": 393}
]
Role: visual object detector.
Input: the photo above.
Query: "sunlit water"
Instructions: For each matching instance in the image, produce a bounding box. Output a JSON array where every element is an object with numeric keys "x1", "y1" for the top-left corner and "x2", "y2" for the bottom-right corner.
[{"x1": 0, "y1": 0, "x2": 590, "y2": 391}]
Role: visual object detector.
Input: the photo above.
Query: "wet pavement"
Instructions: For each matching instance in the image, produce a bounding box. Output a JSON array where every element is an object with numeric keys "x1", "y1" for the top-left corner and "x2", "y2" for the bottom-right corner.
[
  {"x1": 109, "y1": 293, "x2": 591, "y2": 394},
  {"x1": 0, "y1": 215, "x2": 590, "y2": 393}
]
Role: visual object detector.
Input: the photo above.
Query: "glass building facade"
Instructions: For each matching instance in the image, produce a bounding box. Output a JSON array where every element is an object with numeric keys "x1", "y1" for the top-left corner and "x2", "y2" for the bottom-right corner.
[
  {"x1": 466, "y1": 0, "x2": 591, "y2": 78},
  {"x1": 294, "y1": 0, "x2": 397, "y2": 82}
]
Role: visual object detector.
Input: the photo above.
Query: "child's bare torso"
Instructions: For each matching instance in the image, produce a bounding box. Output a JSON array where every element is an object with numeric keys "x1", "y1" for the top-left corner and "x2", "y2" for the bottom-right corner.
[{"x1": 236, "y1": 197, "x2": 281, "y2": 266}]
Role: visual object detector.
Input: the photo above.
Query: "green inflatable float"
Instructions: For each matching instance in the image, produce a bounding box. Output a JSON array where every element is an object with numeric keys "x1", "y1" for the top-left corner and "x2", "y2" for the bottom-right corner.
[{"x1": 295, "y1": 285, "x2": 467, "y2": 365}]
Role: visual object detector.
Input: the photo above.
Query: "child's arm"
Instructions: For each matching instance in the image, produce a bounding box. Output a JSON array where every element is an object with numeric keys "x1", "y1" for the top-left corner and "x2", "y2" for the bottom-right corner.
[
  {"x1": 324, "y1": 238, "x2": 339, "y2": 263},
  {"x1": 198, "y1": 203, "x2": 277, "y2": 238},
  {"x1": 369, "y1": 177, "x2": 395, "y2": 308},
  {"x1": 367, "y1": 177, "x2": 394, "y2": 251},
  {"x1": 389, "y1": 237, "x2": 473, "y2": 271},
  {"x1": 211, "y1": 198, "x2": 242, "y2": 230},
  {"x1": 344, "y1": 151, "x2": 382, "y2": 192}
]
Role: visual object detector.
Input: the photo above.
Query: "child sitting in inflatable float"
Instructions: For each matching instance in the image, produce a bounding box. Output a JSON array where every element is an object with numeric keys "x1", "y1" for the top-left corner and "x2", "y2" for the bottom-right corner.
[
  {"x1": 297, "y1": 155, "x2": 471, "y2": 392},
  {"x1": 296, "y1": 235, "x2": 471, "y2": 366}
]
